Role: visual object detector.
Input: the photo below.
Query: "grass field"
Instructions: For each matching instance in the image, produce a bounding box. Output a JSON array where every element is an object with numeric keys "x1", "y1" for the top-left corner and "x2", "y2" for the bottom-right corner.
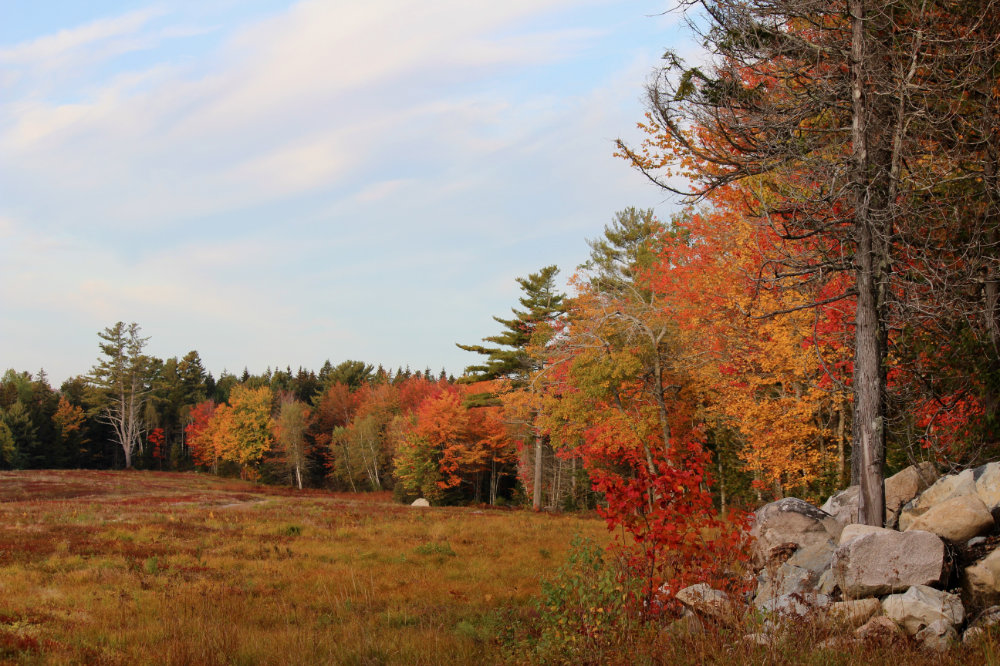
[{"x1": 0, "y1": 470, "x2": 608, "y2": 665}]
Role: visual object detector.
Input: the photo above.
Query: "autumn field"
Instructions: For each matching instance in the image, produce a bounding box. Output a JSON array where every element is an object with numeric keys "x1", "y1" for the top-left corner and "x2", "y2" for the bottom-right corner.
[
  {"x1": 9, "y1": 473, "x2": 1000, "y2": 666},
  {"x1": 0, "y1": 470, "x2": 607, "y2": 665}
]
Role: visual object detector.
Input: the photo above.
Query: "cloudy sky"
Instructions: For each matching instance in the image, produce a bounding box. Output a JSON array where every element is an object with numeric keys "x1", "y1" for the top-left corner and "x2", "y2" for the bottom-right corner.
[{"x1": 0, "y1": 0, "x2": 698, "y2": 385}]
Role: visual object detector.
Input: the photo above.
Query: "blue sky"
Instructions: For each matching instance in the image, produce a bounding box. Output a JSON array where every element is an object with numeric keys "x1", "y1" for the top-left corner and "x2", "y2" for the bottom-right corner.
[{"x1": 0, "y1": 1, "x2": 700, "y2": 385}]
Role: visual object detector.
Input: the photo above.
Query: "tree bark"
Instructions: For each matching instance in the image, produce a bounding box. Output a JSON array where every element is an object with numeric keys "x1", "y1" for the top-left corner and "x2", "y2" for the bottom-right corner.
[
  {"x1": 533, "y1": 429, "x2": 543, "y2": 511},
  {"x1": 837, "y1": 405, "x2": 846, "y2": 488},
  {"x1": 850, "y1": 0, "x2": 886, "y2": 526}
]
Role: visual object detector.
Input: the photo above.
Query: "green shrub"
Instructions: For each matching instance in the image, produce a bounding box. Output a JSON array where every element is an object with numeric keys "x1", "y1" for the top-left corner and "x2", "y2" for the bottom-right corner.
[
  {"x1": 280, "y1": 524, "x2": 302, "y2": 537},
  {"x1": 499, "y1": 536, "x2": 649, "y2": 664}
]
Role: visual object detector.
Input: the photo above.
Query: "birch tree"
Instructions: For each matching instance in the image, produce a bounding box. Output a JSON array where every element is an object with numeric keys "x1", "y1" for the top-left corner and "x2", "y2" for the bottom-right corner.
[
  {"x1": 274, "y1": 394, "x2": 309, "y2": 489},
  {"x1": 89, "y1": 322, "x2": 151, "y2": 469}
]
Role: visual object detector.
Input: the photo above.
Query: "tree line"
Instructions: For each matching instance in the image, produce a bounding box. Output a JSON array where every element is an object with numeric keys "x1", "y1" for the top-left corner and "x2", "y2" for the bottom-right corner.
[{"x1": 0, "y1": 331, "x2": 541, "y2": 506}]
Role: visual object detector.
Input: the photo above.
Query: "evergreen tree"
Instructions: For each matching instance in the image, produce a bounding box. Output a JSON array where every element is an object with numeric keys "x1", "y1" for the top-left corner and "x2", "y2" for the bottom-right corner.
[
  {"x1": 322, "y1": 361, "x2": 374, "y2": 391},
  {"x1": 457, "y1": 265, "x2": 566, "y2": 509},
  {"x1": 582, "y1": 209, "x2": 660, "y2": 285},
  {"x1": 1, "y1": 401, "x2": 36, "y2": 469},
  {"x1": 0, "y1": 420, "x2": 16, "y2": 469},
  {"x1": 457, "y1": 265, "x2": 566, "y2": 398},
  {"x1": 178, "y1": 351, "x2": 208, "y2": 405}
]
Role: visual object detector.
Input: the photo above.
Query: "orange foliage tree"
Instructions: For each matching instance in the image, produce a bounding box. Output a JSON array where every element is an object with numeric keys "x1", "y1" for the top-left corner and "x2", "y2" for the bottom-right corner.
[
  {"x1": 645, "y1": 198, "x2": 852, "y2": 501},
  {"x1": 185, "y1": 400, "x2": 218, "y2": 471}
]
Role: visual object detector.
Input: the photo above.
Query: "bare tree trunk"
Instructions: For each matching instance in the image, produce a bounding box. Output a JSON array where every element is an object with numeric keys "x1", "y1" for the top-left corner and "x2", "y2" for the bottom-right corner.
[
  {"x1": 533, "y1": 429, "x2": 543, "y2": 511},
  {"x1": 551, "y1": 457, "x2": 562, "y2": 511},
  {"x1": 717, "y1": 452, "x2": 726, "y2": 513},
  {"x1": 342, "y1": 442, "x2": 358, "y2": 493},
  {"x1": 571, "y1": 456, "x2": 577, "y2": 507},
  {"x1": 489, "y1": 457, "x2": 498, "y2": 506},
  {"x1": 837, "y1": 405, "x2": 846, "y2": 488},
  {"x1": 850, "y1": 0, "x2": 887, "y2": 527},
  {"x1": 650, "y1": 346, "x2": 672, "y2": 462}
]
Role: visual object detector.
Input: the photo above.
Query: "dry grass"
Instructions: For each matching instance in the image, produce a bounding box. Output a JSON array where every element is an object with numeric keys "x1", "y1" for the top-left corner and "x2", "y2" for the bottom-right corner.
[{"x1": 0, "y1": 470, "x2": 607, "y2": 665}]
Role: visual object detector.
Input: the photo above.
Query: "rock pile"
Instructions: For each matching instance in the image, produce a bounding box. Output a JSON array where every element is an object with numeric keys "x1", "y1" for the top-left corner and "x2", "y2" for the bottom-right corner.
[{"x1": 674, "y1": 461, "x2": 1000, "y2": 652}]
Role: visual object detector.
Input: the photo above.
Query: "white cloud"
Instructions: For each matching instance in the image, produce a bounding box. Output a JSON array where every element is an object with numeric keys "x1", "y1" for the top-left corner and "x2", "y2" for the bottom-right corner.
[
  {"x1": 354, "y1": 178, "x2": 415, "y2": 204},
  {"x1": 0, "y1": 0, "x2": 687, "y2": 383},
  {"x1": 0, "y1": 8, "x2": 164, "y2": 66},
  {"x1": 0, "y1": 0, "x2": 608, "y2": 232}
]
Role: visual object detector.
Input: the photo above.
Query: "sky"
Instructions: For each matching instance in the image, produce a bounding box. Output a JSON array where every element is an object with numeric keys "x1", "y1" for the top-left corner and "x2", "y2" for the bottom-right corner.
[{"x1": 0, "y1": 0, "x2": 702, "y2": 386}]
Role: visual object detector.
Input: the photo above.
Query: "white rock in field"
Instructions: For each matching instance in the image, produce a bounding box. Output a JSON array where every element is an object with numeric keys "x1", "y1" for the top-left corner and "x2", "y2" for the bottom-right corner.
[{"x1": 410, "y1": 498, "x2": 430, "y2": 507}]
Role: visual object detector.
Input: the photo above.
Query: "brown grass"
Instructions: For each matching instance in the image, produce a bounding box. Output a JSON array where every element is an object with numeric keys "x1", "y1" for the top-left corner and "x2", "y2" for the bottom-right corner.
[{"x1": 0, "y1": 470, "x2": 607, "y2": 665}]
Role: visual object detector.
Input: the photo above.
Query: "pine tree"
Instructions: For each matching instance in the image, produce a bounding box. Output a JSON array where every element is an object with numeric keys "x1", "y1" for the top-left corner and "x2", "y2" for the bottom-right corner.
[
  {"x1": 457, "y1": 265, "x2": 565, "y2": 397},
  {"x1": 457, "y1": 265, "x2": 566, "y2": 509}
]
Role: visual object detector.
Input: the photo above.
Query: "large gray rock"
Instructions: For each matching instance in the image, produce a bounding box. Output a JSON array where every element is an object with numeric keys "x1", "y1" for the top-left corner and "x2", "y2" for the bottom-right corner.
[
  {"x1": 786, "y1": 539, "x2": 835, "y2": 574},
  {"x1": 754, "y1": 563, "x2": 814, "y2": 607},
  {"x1": 899, "y1": 469, "x2": 977, "y2": 531},
  {"x1": 833, "y1": 530, "x2": 948, "y2": 599},
  {"x1": 882, "y1": 585, "x2": 965, "y2": 635},
  {"x1": 905, "y1": 494, "x2": 994, "y2": 543},
  {"x1": 855, "y1": 615, "x2": 903, "y2": 642},
  {"x1": 822, "y1": 463, "x2": 938, "y2": 528},
  {"x1": 963, "y1": 548, "x2": 1000, "y2": 608},
  {"x1": 751, "y1": 497, "x2": 842, "y2": 567},
  {"x1": 410, "y1": 498, "x2": 430, "y2": 507},
  {"x1": 963, "y1": 606, "x2": 1000, "y2": 643},
  {"x1": 821, "y1": 486, "x2": 860, "y2": 525},
  {"x1": 838, "y1": 523, "x2": 895, "y2": 545},
  {"x1": 975, "y1": 462, "x2": 1000, "y2": 510},
  {"x1": 885, "y1": 462, "x2": 938, "y2": 527},
  {"x1": 817, "y1": 567, "x2": 838, "y2": 596},
  {"x1": 759, "y1": 592, "x2": 830, "y2": 618},
  {"x1": 675, "y1": 583, "x2": 733, "y2": 624},
  {"x1": 914, "y1": 619, "x2": 958, "y2": 653},
  {"x1": 823, "y1": 598, "x2": 881, "y2": 628},
  {"x1": 665, "y1": 609, "x2": 705, "y2": 637}
]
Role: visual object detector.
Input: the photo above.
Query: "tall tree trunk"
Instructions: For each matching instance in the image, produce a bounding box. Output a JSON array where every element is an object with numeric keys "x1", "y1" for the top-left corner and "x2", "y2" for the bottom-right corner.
[
  {"x1": 853, "y1": 225, "x2": 887, "y2": 525},
  {"x1": 717, "y1": 452, "x2": 726, "y2": 513},
  {"x1": 650, "y1": 333, "x2": 672, "y2": 465},
  {"x1": 837, "y1": 405, "x2": 846, "y2": 488},
  {"x1": 850, "y1": 0, "x2": 889, "y2": 526},
  {"x1": 533, "y1": 429, "x2": 543, "y2": 511}
]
